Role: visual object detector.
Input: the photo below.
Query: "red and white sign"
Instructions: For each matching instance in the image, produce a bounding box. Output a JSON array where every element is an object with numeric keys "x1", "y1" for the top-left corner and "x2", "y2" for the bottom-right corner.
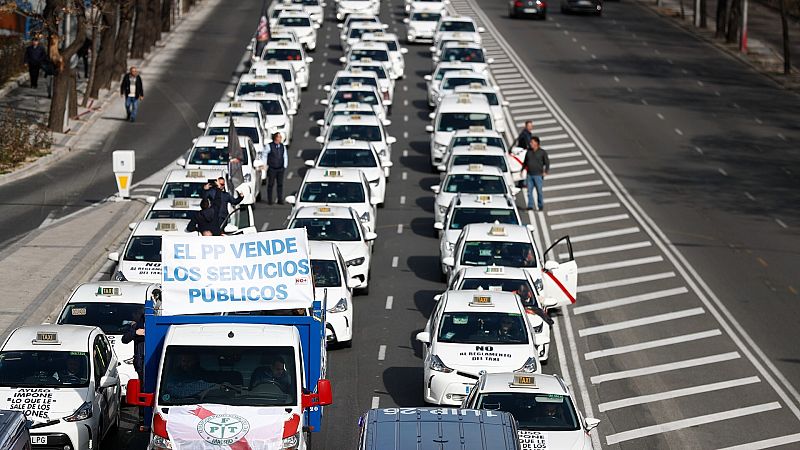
[{"x1": 166, "y1": 404, "x2": 287, "y2": 450}]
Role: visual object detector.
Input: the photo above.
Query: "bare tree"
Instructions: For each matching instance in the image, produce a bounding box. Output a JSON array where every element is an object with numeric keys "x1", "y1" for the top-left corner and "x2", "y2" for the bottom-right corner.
[
  {"x1": 779, "y1": 0, "x2": 792, "y2": 74},
  {"x1": 113, "y1": 0, "x2": 135, "y2": 76},
  {"x1": 130, "y1": 0, "x2": 148, "y2": 58},
  {"x1": 88, "y1": 0, "x2": 118, "y2": 98}
]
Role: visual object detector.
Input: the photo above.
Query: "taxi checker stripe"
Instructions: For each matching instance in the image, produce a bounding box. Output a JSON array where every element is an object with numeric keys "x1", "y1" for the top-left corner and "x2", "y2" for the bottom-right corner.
[
  {"x1": 190, "y1": 406, "x2": 253, "y2": 450},
  {"x1": 545, "y1": 270, "x2": 576, "y2": 304}
]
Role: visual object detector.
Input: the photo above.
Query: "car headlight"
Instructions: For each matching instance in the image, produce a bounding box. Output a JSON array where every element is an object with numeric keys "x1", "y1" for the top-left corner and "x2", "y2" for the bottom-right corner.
[
  {"x1": 113, "y1": 270, "x2": 127, "y2": 281},
  {"x1": 63, "y1": 401, "x2": 92, "y2": 422},
  {"x1": 516, "y1": 357, "x2": 538, "y2": 374},
  {"x1": 360, "y1": 211, "x2": 370, "y2": 222},
  {"x1": 283, "y1": 432, "x2": 300, "y2": 449},
  {"x1": 534, "y1": 278, "x2": 543, "y2": 292},
  {"x1": 346, "y1": 257, "x2": 365, "y2": 267},
  {"x1": 327, "y1": 298, "x2": 348, "y2": 313},
  {"x1": 428, "y1": 354, "x2": 453, "y2": 373}
]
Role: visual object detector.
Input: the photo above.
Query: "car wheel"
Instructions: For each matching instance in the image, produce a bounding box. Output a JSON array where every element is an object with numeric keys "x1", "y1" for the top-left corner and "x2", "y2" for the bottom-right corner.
[{"x1": 358, "y1": 284, "x2": 370, "y2": 296}]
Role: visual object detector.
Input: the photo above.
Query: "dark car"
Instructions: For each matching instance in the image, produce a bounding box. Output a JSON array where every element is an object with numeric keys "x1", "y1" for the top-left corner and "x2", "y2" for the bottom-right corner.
[
  {"x1": 508, "y1": 0, "x2": 547, "y2": 19},
  {"x1": 0, "y1": 411, "x2": 31, "y2": 450},
  {"x1": 561, "y1": 0, "x2": 602, "y2": 15}
]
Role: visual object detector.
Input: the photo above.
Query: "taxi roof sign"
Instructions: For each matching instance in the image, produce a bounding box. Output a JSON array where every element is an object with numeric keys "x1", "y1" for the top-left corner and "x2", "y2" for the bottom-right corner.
[
  {"x1": 172, "y1": 199, "x2": 189, "y2": 208},
  {"x1": 324, "y1": 169, "x2": 342, "y2": 177},
  {"x1": 485, "y1": 266, "x2": 505, "y2": 274},
  {"x1": 476, "y1": 194, "x2": 491, "y2": 203},
  {"x1": 315, "y1": 206, "x2": 333, "y2": 214},
  {"x1": 156, "y1": 222, "x2": 178, "y2": 231},
  {"x1": 489, "y1": 224, "x2": 507, "y2": 236},
  {"x1": 186, "y1": 169, "x2": 205, "y2": 178},
  {"x1": 214, "y1": 136, "x2": 227, "y2": 143},
  {"x1": 33, "y1": 331, "x2": 59, "y2": 345},
  {"x1": 511, "y1": 374, "x2": 537, "y2": 388},
  {"x1": 350, "y1": 82, "x2": 362, "y2": 87},
  {"x1": 469, "y1": 126, "x2": 486, "y2": 132},
  {"x1": 342, "y1": 138, "x2": 356, "y2": 144},
  {"x1": 470, "y1": 295, "x2": 493, "y2": 307},
  {"x1": 96, "y1": 286, "x2": 121, "y2": 296},
  {"x1": 346, "y1": 102, "x2": 361, "y2": 108},
  {"x1": 229, "y1": 101, "x2": 242, "y2": 107},
  {"x1": 468, "y1": 164, "x2": 484, "y2": 172},
  {"x1": 469, "y1": 143, "x2": 486, "y2": 151},
  {"x1": 360, "y1": 57, "x2": 373, "y2": 62},
  {"x1": 468, "y1": 82, "x2": 483, "y2": 89}
]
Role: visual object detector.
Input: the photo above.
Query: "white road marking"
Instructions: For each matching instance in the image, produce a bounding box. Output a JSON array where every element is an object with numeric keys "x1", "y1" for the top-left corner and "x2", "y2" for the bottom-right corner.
[
  {"x1": 549, "y1": 160, "x2": 588, "y2": 169},
  {"x1": 718, "y1": 433, "x2": 800, "y2": 450},
  {"x1": 546, "y1": 202, "x2": 619, "y2": 216},
  {"x1": 403, "y1": 131, "x2": 409, "y2": 139},
  {"x1": 403, "y1": 99, "x2": 408, "y2": 106},
  {"x1": 578, "y1": 271, "x2": 676, "y2": 292},
  {"x1": 641, "y1": 99, "x2": 648, "y2": 105},
  {"x1": 579, "y1": 256, "x2": 664, "y2": 275},
  {"x1": 371, "y1": 396, "x2": 380, "y2": 408},
  {"x1": 573, "y1": 287, "x2": 687, "y2": 314},
  {"x1": 493, "y1": 73, "x2": 524, "y2": 80},
  {"x1": 304, "y1": 130, "x2": 310, "y2": 138},
  {"x1": 546, "y1": 192, "x2": 611, "y2": 204},
  {"x1": 718, "y1": 167, "x2": 728, "y2": 176},
  {"x1": 613, "y1": 76, "x2": 620, "y2": 83},
  {"x1": 403, "y1": 85, "x2": 408, "y2": 91},
  {"x1": 509, "y1": 106, "x2": 548, "y2": 114},
  {"x1": 675, "y1": 128, "x2": 684, "y2": 136},
  {"x1": 492, "y1": 67, "x2": 519, "y2": 74},
  {"x1": 391, "y1": 256, "x2": 399, "y2": 267},
  {"x1": 588, "y1": 329, "x2": 724, "y2": 363},
  {"x1": 402, "y1": 172, "x2": 407, "y2": 180},
  {"x1": 593, "y1": 351, "x2": 740, "y2": 385},
  {"x1": 260, "y1": 222, "x2": 270, "y2": 231},
  {"x1": 287, "y1": 172, "x2": 293, "y2": 179},
  {"x1": 695, "y1": 146, "x2": 704, "y2": 154},
  {"x1": 385, "y1": 295, "x2": 393, "y2": 310},
  {"x1": 776, "y1": 218, "x2": 788, "y2": 229},
  {"x1": 544, "y1": 142, "x2": 577, "y2": 150},
  {"x1": 397, "y1": 224, "x2": 403, "y2": 234},
  {"x1": 598, "y1": 375, "x2": 758, "y2": 411},
  {"x1": 518, "y1": 120, "x2": 558, "y2": 128},
  {"x1": 571, "y1": 226, "x2": 640, "y2": 242},
  {"x1": 378, "y1": 345, "x2": 386, "y2": 361},
  {"x1": 550, "y1": 213, "x2": 629, "y2": 230},
  {"x1": 745, "y1": 191, "x2": 755, "y2": 201},
  {"x1": 543, "y1": 180, "x2": 604, "y2": 192},
  {"x1": 403, "y1": 115, "x2": 409, "y2": 122},
  {"x1": 539, "y1": 133, "x2": 570, "y2": 141},
  {"x1": 548, "y1": 151, "x2": 583, "y2": 160},
  {"x1": 657, "y1": 113, "x2": 665, "y2": 120},
  {"x1": 504, "y1": 88, "x2": 536, "y2": 96},
  {"x1": 296, "y1": 150, "x2": 302, "y2": 158},
  {"x1": 506, "y1": 96, "x2": 542, "y2": 103},
  {"x1": 567, "y1": 241, "x2": 651, "y2": 259},
  {"x1": 579, "y1": 307, "x2": 704, "y2": 337},
  {"x1": 402, "y1": 150, "x2": 408, "y2": 157},
  {"x1": 580, "y1": 45, "x2": 587, "y2": 51},
  {"x1": 605, "y1": 402, "x2": 779, "y2": 445},
  {"x1": 777, "y1": 132, "x2": 787, "y2": 141},
  {"x1": 399, "y1": 195, "x2": 406, "y2": 205}
]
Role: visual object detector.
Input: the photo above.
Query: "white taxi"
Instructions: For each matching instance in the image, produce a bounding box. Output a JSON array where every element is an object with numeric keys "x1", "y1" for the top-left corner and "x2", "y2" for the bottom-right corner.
[
  {"x1": 201, "y1": 116, "x2": 267, "y2": 173},
  {"x1": 342, "y1": 21, "x2": 387, "y2": 52},
  {"x1": 262, "y1": 41, "x2": 313, "y2": 89},
  {"x1": 435, "y1": 70, "x2": 492, "y2": 105},
  {"x1": 306, "y1": 139, "x2": 390, "y2": 204},
  {"x1": 439, "y1": 142, "x2": 518, "y2": 191},
  {"x1": 462, "y1": 373, "x2": 600, "y2": 449},
  {"x1": 325, "y1": 70, "x2": 391, "y2": 109},
  {"x1": 235, "y1": 92, "x2": 295, "y2": 145},
  {"x1": 178, "y1": 135, "x2": 264, "y2": 200},
  {"x1": 427, "y1": 94, "x2": 494, "y2": 169},
  {"x1": 443, "y1": 127, "x2": 525, "y2": 184},
  {"x1": 345, "y1": 60, "x2": 395, "y2": 103},
  {"x1": 144, "y1": 198, "x2": 200, "y2": 220},
  {"x1": 433, "y1": 42, "x2": 492, "y2": 75},
  {"x1": 453, "y1": 84, "x2": 511, "y2": 137},
  {"x1": 431, "y1": 164, "x2": 510, "y2": 224},
  {"x1": 310, "y1": 241, "x2": 354, "y2": 347},
  {"x1": 109, "y1": 219, "x2": 192, "y2": 283},
  {"x1": 321, "y1": 84, "x2": 388, "y2": 123},
  {"x1": 56, "y1": 282, "x2": 159, "y2": 395},
  {"x1": 250, "y1": 60, "x2": 300, "y2": 112},
  {"x1": 268, "y1": 2, "x2": 304, "y2": 28},
  {"x1": 287, "y1": 206, "x2": 377, "y2": 295},
  {"x1": 156, "y1": 168, "x2": 225, "y2": 201},
  {"x1": 415, "y1": 290, "x2": 540, "y2": 406},
  {"x1": 0, "y1": 325, "x2": 121, "y2": 449},
  {"x1": 404, "y1": 9, "x2": 445, "y2": 43},
  {"x1": 316, "y1": 114, "x2": 396, "y2": 173},
  {"x1": 435, "y1": 193, "x2": 521, "y2": 275},
  {"x1": 406, "y1": 0, "x2": 449, "y2": 14},
  {"x1": 316, "y1": 101, "x2": 389, "y2": 137},
  {"x1": 425, "y1": 62, "x2": 478, "y2": 107},
  {"x1": 276, "y1": 11, "x2": 319, "y2": 51},
  {"x1": 342, "y1": 41, "x2": 399, "y2": 80},
  {"x1": 360, "y1": 32, "x2": 408, "y2": 80},
  {"x1": 336, "y1": 0, "x2": 380, "y2": 20},
  {"x1": 337, "y1": 14, "x2": 382, "y2": 41},
  {"x1": 433, "y1": 16, "x2": 485, "y2": 46},
  {"x1": 231, "y1": 73, "x2": 290, "y2": 110},
  {"x1": 202, "y1": 100, "x2": 266, "y2": 132},
  {"x1": 292, "y1": 0, "x2": 325, "y2": 25},
  {"x1": 286, "y1": 167, "x2": 378, "y2": 231}
]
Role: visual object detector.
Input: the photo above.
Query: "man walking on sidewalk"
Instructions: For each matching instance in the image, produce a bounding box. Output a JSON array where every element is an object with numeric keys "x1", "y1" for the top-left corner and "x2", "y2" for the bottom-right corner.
[
  {"x1": 263, "y1": 132, "x2": 289, "y2": 205},
  {"x1": 523, "y1": 136, "x2": 549, "y2": 211},
  {"x1": 23, "y1": 38, "x2": 47, "y2": 89},
  {"x1": 120, "y1": 66, "x2": 144, "y2": 122},
  {"x1": 515, "y1": 120, "x2": 534, "y2": 150}
]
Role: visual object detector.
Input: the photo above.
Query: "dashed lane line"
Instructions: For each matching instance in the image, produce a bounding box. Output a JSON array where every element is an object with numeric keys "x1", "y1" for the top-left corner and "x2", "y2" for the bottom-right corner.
[{"x1": 385, "y1": 296, "x2": 393, "y2": 310}]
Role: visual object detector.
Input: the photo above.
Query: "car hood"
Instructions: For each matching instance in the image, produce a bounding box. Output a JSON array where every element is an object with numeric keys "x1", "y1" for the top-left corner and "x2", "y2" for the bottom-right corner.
[
  {"x1": 315, "y1": 286, "x2": 349, "y2": 307},
  {"x1": 443, "y1": 230, "x2": 460, "y2": 245},
  {"x1": 411, "y1": 22, "x2": 438, "y2": 32},
  {"x1": 435, "y1": 342, "x2": 532, "y2": 370},
  {"x1": 339, "y1": 0, "x2": 370, "y2": 7},
  {"x1": 322, "y1": 240, "x2": 368, "y2": 260},
  {"x1": 433, "y1": 131, "x2": 455, "y2": 146},
  {"x1": 517, "y1": 430, "x2": 588, "y2": 450},
  {"x1": 436, "y1": 192, "x2": 456, "y2": 209},
  {"x1": 265, "y1": 115, "x2": 288, "y2": 127},
  {"x1": 0, "y1": 387, "x2": 89, "y2": 422}
]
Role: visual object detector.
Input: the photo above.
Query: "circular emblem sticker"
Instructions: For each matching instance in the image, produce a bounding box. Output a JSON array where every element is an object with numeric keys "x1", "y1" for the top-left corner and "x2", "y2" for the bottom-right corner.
[{"x1": 197, "y1": 413, "x2": 250, "y2": 445}]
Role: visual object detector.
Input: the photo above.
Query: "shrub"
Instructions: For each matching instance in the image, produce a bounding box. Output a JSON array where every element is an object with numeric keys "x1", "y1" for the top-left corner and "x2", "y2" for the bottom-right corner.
[{"x1": 0, "y1": 109, "x2": 52, "y2": 173}]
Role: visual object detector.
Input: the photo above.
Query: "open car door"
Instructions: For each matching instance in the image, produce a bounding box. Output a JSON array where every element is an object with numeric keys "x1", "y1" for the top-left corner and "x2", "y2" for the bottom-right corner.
[
  {"x1": 542, "y1": 235, "x2": 577, "y2": 308},
  {"x1": 506, "y1": 146, "x2": 526, "y2": 184}
]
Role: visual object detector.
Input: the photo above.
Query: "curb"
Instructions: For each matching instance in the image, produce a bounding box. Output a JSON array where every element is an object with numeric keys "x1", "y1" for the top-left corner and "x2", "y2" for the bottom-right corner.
[{"x1": 0, "y1": 72, "x2": 30, "y2": 98}]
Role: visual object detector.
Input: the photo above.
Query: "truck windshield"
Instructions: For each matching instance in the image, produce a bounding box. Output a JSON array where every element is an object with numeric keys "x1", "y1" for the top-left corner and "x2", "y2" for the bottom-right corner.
[
  {"x1": 58, "y1": 302, "x2": 142, "y2": 335},
  {"x1": 461, "y1": 241, "x2": 537, "y2": 268},
  {"x1": 158, "y1": 346, "x2": 297, "y2": 407},
  {"x1": 0, "y1": 351, "x2": 90, "y2": 388},
  {"x1": 477, "y1": 393, "x2": 580, "y2": 431},
  {"x1": 438, "y1": 312, "x2": 528, "y2": 344}
]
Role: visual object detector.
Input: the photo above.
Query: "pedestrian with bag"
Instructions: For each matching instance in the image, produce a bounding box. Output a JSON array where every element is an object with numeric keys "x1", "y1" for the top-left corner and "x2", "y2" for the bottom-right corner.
[
  {"x1": 120, "y1": 66, "x2": 144, "y2": 122},
  {"x1": 23, "y1": 37, "x2": 47, "y2": 89},
  {"x1": 522, "y1": 136, "x2": 549, "y2": 211},
  {"x1": 515, "y1": 120, "x2": 534, "y2": 150},
  {"x1": 263, "y1": 132, "x2": 288, "y2": 205}
]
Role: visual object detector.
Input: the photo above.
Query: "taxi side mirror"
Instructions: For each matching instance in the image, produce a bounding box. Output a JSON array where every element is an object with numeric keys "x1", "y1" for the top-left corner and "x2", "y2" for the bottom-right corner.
[
  {"x1": 285, "y1": 195, "x2": 297, "y2": 204},
  {"x1": 382, "y1": 119, "x2": 392, "y2": 126},
  {"x1": 146, "y1": 196, "x2": 157, "y2": 204},
  {"x1": 107, "y1": 252, "x2": 120, "y2": 262},
  {"x1": 224, "y1": 223, "x2": 239, "y2": 234},
  {"x1": 176, "y1": 157, "x2": 186, "y2": 167},
  {"x1": 304, "y1": 159, "x2": 316, "y2": 167},
  {"x1": 348, "y1": 276, "x2": 360, "y2": 289},
  {"x1": 386, "y1": 136, "x2": 397, "y2": 145},
  {"x1": 436, "y1": 164, "x2": 446, "y2": 172},
  {"x1": 128, "y1": 222, "x2": 137, "y2": 231},
  {"x1": 433, "y1": 294, "x2": 442, "y2": 301},
  {"x1": 400, "y1": 47, "x2": 408, "y2": 54},
  {"x1": 424, "y1": 75, "x2": 432, "y2": 81},
  {"x1": 320, "y1": 99, "x2": 329, "y2": 106},
  {"x1": 428, "y1": 112, "x2": 436, "y2": 120},
  {"x1": 196, "y1": 121, "x2": 207, "y2": 130},
  {"x1": 339, "y1": 56, "x2": 347, "y2": 63},
  {"x1": 382, "y1": 160, "x2": 393, "y2": 168},
  {"x1": 477, "y1": 26, "x2": 486, "y2": 33},
  {"x1": 289, "y1": 108, "x2": 298, "y2": 115},
  {"x1": 425, "y1": 125, "x2": 434, "y2": 133},
  {"x1": 302, "y1": 379, "x2": 333, "y2": 408},
  {"x1": 416, "y1": 331, "x2": 431, "y2": 343},
  {"x1": 323, "y1": 85, "x2": 331, "y2": 92},
  {"x1": 433, "y1": 222, "x2": 444, "y2": 230},
  {"x1": 403, "y1": 18, "x2": 410, "y2": 24},
  {"x1": 584, "y1": 417, "x2": 601, "y2": 432},
  {"x1": 442, "y1": 257, "x2": 454, "y2": 267},
  {"x1": 365, "y1": 231, "x2": 378, "y2": 241},
  {"x1": 125, "y1": 379, "x2": 154, "y2": 407},
  {"x1": 226, "y1": 91, "x2": 235, "y2": 99},
  {"x1": 306, "y1": 57, "x2": 314, "y2": 63},
  {"x1": 430, "y1": 185, "x2": 440, "y2": 194},
  {"x1": 316, "y1": 119, "x2": 325, "y2": 126},
  {"x1": 315, "y1": 135, "x2": 325, "y2": 144}
]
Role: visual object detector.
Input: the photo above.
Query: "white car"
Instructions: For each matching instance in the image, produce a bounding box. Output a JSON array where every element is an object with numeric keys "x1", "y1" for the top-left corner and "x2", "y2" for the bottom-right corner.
[
  {"x1": 406, "y1": 0, "x2": 449, "y2": 14},
  {"x1": 250, "y1": 60, "x2": 301, "y2": 112},
  {"x1": 316, "y1": 101, "x2": 389, "y2": 137},
  {"x1": 415, "y1": 290, "x2": 541, "y2": 405},
  {"x1": 268, "y1": 2, "x2": 305, "y2": 28},
  {"x1": 265, "y1": 28, "x2": 300, "y2": 45},
  {"x1": 433, "y1": 41, "x2": 492, "y2": 74},
  {"x1": 178, "y1": 135, "x2": 264, "y2": 200},
  {"x1": 315, "y1": 114, "x2": 396, "y2": 174},
  {"x1": 435, "y1": 193, "x2": 522, "y2": 275},
  {"x1": 442, "y1": 127, "x2": 525, "y2": 184},
  {"x1": 143, "y1": 198, "x2": 258, "y2": 236},
  {"x1": 287, "y1": 206, "x2": 377, "y2": 294},
  {"x1": 434, "y1": 16, "x2": 485, "y2": 46},
  {"x1": 322, "y1": 84, "x2": 389, "y2": 122},
  {"x1": 453, "y1": 84, "x2": 510, "y2": 136},
  {"x1": 345, "y1": 61, "x2": 395, "y2": 103},
  {"x1": 310, "y1": 241, "x2": 354, "y2": 346},
  {"x1": 447, "y1": 266, "x2": 563, "y2": 362},
  {"x1": 426, "y1": 94, "x2": 494, "y2": 168},
  {"x1": 439, "y1": 143, "x2": 519, "y2": 191},
  {"x1": 204, "y1": 100, "x2": 267, "y2": 133},
  {"x1": 342, "y1": 22, "x2": 387, "y2": 52},
  {"x1": 435, "y1": 70, "x2": 492, "y2": 105},
  {"x1": 462, "y1": 372, "x2": 600, "y2": 449},
  {"x1": 404, "y1": 9, "x2": 445, "y2": 43},
  {"x1": 342, "y1": 41, "x2": 399, "y2": 80},
  {"x1": 430, "y1": 164, "x2": 510, "y2": 224},
  {"x1": 0, "y1": 325, "x2": 121, "y2": 450},
  {"x1": 293, "y1": 0, "x2": 325, "y2": 24},
  {"x1": 336, "y1": 0, "x2": 379, "y2": 20},
  {"x1": 56, "y1": 282, "x2": 159, "y2": 395},
  {"x1": 262, "y1": 41, "x2": 313, "y2": 89},
  {"x1": 231, "y1": 73, "x2": 291, "y2": 112},
  {"x1": 276, "y1": 11, "x2": 319, "y2": 51},
  {"x1": 109, "y1": 219, "x2": 193, "y2": 283},
  {"x1": 285, "y1": 167, "x2": 379, "y2": 232},
  {"x1": 326, "y1": 70, "x2": 390, "y2": 109},
  {"x1": 425, "y1": 62, "x2": 476, "y2": 107},
  {"x1": 338, "y1": 14, "x2": 382, "y2": 41},
  {"x1": 306, "y1": 139, "x2": 391, "y2": 205},
  {"x1": 360, "y1": 32, "x2": 408, "y2": 80},
  {"x1": 236, "y1": 92, "x2": 296, "y2": 145},
  {"x1": 201, "y1": 116, "x2": 267, "y2": 172},
  {"x1": 155, "y1": 168, "x2": 225, "y2": 201}
]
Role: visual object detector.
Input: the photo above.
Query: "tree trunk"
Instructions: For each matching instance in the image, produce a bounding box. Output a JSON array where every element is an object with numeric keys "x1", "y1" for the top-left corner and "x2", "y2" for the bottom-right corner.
[
  {"x1": 90, "y1": 1, "x2": 119, "y2": 98},
  {"x1": 82, "y1": 12, "x2": 100, "y2": 107},
  {"x1": 45, "y1": 0, "x2": 87, "y2": 133},
  {"x1": 725, "y1": 0, "x2": 740, "y2": 43},
  {"x1": 700, "y1": 0, "x2": 707, "y2": 28},
  {"x1": 146, "y1": 0, "x2": 162, "y2": 48},
  {"x1": 68, "y1": 70, "x2": 78, "y2": 118},
  {"x1": 716, "y1": 0, "x2": 727, "y2": 38},
  {"x1": 161, "y1": 0, "x2": 172, "y2": 32},
  {"x1": 131, "y1": 0, "x2": 148, "y2": 58},
  {"x1": 780, "y1": 0, "x2": 791, "y2": 74},
  {"x1": 113, "y1": 0, "x2": 135, "y2": 77}
]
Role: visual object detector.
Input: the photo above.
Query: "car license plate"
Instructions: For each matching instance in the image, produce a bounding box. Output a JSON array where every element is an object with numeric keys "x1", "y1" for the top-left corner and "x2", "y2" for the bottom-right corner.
[
  {"x1": 524, "y1": 8, "x2": 538, "y2": 12},
  {"x1": 31, "y1": 436, "x2": 47, "y2": 445}
]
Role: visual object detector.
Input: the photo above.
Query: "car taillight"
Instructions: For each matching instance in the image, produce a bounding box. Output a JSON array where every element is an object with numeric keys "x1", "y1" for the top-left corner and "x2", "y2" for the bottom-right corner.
[
  {"x1": 153, "y1": 413, "x2": 168, "y2": 438},
  {"x1": 383, "y1": 91, "x2": 390, "y2": 100},
  {"x1": 536, "y1": 0, "x2": 546, "y2": 6},
  {"x1": 514, "y1": 1, "x2": 523, "y2": 6}
]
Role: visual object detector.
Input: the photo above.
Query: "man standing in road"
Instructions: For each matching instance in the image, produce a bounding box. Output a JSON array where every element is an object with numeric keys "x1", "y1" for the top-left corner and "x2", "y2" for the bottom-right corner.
[
  {"x1": 23, "y1": 37, "x2": 47, "y2": 89},
  {"x1": 523, "y1": 136, "x2": 549, "y2": 211},
  {"x1": 515, "y1": 120, "x2": 534, "y2": 150},
  {"x1": 120, "y1": 66, "x2": 144, "y2": 122},
  {"x1": 263, "y1": 132, "x2": 288, "y2": 205},
  {"x1": 203, "y1": 177, "x2": 243, "y2": 229}
]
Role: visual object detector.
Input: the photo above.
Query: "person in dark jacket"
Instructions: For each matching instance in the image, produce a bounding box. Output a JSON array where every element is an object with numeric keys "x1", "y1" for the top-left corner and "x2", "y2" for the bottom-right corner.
[
  {"x1": 522, "y1": 136, "x2": 549, "y2": 211},
  {"x1": 122, "y1": 308, "x2": 146, "y2": 427},
  {"x1": 262, "y1": 132, "x2": 288, "y2": 205},
  {"x1": 120, "y1": 66, "x2": 144, "y2": 122},
  {"x1": 77, "y1": 37, "x2": 92, "y2": 79},
  {"x1": 202, "y1": 177, "x2": 243, "y2": 229},
  {"x1": 515, "y1": 120, "x2": 534, "y2": 150},
  {"x1": 186, "y1": 198, "x2": 220, "y2": 236},
  {"x1": 23, "y1": 38, "x2": 47, "y2": 89}
]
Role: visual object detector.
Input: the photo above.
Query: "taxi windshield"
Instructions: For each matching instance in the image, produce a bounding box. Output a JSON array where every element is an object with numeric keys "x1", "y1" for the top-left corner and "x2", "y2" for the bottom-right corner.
[
  {"x1": 158, "y1": 346, "x2": 297, "y2": 407},
  {"x1": 438, "y1": 113, "x2": 493, "y2": 132},
  {"x1": 319, "y1": 148, "x2": 377, "y2": 168},
  {"x1": 440, "y1": 21, "x2": 476, "y2": 32},
  {"x1": 434, "y1": 67, "x2": 460, "y2": 81},
  {"x1": 278, "y1": 17, "x2": 311, "y2": 27},
  {"x1": 461, "y1": 241, "x2": 537, "y2": 268},
  {"x1": 335, "y1": 77, "x2": 378, "y2": 88},
  {"x1": 412, "y1": 12, "x2": 441, "y2": 21},
  {"x1": 449, "y1": 208, "x2": 519, "y2": 230},
  {"x1": 332, "y1": 90, "x2": 378, "y2": 106},
  {"x1": 267, "y1": 68, "x2": 292, "y2": 82},
  {"x1": 443, "y1": 174, "x2": 506, "y2": 194},
  {"x1": 207, "y1": 126, "x2": 260, "y2": 144},
  {"x1": 437, "y1": 312, "x2": 528, "y2": 344},
  {"x1": 297, "y1": 0, "x2": 320, "y2": 5},
  {"x1": 329, "y1": 124, "x2": 382, "y2": 141},
  {"x1": 442, "y1": 77, "x2": 487, "y2": 90},
  {"x1": 329, "y1": 109, "x2": 376, "y2": 123},
  {"x1": 442, "y1": 47, "x2": 485, "y2": 63},
  {"x1": 350, "y1": 49, "x2": 389, "y2": 61},
  {"x1": 477, "y1": 393, "x2": 580, "y2": 431},
  {"x1": 300, "y1": 182, "x2": 366, "y2": 203},
  {"x1": 147, "y1": 210, "x2": 195, "y2": 220},
  {"x1": 372, "y1": 39, "x2": 399, "y2": 51},
  {"x1": 236, "y1": 82, "x2": 283, "y2": 97},
  {"x1": 265, "y1": 48, "x2": 303, "y2": 61},
  {"x1": 452, "y1": 136, "x2": 506, "y2": 151},
  {"x1": 246, "y1": 99, "x2": 284, "y2": 115},
  {"x1": 291, "y1": 218, "x2": 361, "y2": 241},
  {"x1": 451, "y1": 154, "x2": 508, "y2": 172},
  {"x1": 459, "y1": 278, "x2": 537, "y2": 308},
  {"x1": 0, "y1": 351, "x2": 90, "y2": 388},
  {"x1": 189, "y1": 146, "x2": 249, "y2": 165},
  {"x1": 58, "y1": 303, "x2": 142, "y2": 335},
  {"x1": 124, "y1": 236, "x2": 163, "y2": 262},
  {"x1": 311, "y1": 259, "x2": 342, "y2": 287},
  {"x1": 161, "y1": 182, "x2": 206, "y2": 199}
]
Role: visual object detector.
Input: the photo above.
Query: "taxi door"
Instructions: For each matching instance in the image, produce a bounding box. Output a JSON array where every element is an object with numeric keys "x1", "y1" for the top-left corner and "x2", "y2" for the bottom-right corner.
[
  {"x1": 541, "y1": 236, "x2": 577, "y2": 308},
  {"x1": 92, "y1": 334, "x2": 119, "y2": 437}
]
